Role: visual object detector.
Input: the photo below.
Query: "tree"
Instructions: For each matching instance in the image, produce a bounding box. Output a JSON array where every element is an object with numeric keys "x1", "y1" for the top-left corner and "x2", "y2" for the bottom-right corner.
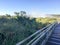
[
  {"x1": 20, "y1": 11, "x2": 26, "y2": 16},
  {"x1": 14, "y1": 12, "x2": 19, "y2": 16},
  {"x1": 6, "y1": 14, "x2": 11, "y2": 17}
]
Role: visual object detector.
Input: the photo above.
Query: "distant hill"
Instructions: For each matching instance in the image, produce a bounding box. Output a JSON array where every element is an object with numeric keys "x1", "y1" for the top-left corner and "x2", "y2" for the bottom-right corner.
[
  {"x1": 46, "y1": 14, "x2": 60, "y2": 18},
  {"x1": 51, "y1": 14, "x2": 60, "y2": 18}
]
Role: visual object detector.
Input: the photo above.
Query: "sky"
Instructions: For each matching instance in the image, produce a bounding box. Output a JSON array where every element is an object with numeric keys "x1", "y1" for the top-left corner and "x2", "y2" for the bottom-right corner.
[{"x1": 0, "y1": 0, "x2": 60, "y2": 17}]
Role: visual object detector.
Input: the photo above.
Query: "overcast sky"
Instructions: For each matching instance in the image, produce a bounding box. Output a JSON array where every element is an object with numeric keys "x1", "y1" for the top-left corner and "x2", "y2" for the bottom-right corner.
[{"x1": 0, "y1": 0, "x2": 60, "y2": 17}]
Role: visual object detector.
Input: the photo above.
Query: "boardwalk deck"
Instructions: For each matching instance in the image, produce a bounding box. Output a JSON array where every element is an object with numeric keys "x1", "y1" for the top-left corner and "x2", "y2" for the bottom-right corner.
[{"x1": 46, "y1": 23, "x2": 60, "y2": 45}]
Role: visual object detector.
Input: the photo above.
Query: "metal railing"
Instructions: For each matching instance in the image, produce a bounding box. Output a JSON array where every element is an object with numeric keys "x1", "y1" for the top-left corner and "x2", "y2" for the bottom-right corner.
[{"x1": 16, "y1": 22, "x2": 57, "y2": 45}]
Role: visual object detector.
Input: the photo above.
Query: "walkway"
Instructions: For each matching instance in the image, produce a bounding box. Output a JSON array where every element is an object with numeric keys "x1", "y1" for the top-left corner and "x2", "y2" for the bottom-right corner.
[{"x1": 46, "y1": 23, "x2": 60, "y2": 45}]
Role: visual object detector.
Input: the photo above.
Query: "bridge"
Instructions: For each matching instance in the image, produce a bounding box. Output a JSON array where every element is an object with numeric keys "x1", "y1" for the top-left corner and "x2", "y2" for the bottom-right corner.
[{"x1": 16, "y1": 21, "x2": 60, "y2": 45}]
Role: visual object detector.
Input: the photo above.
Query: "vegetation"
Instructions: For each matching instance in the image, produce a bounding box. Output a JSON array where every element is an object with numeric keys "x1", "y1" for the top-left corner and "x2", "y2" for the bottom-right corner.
[{"x1": 0, "y1": 11, "x2": 56, "y2": 45}]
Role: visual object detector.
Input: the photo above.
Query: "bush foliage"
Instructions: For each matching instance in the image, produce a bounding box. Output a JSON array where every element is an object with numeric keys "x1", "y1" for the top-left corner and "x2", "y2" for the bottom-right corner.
[{"x1": 0, "y1": 11, "x2": 56, "y2": 45}]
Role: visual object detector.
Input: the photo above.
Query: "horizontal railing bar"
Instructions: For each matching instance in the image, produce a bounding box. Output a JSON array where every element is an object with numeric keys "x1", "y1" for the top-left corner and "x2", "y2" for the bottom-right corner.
[
  {"x1": 26, "y1": 30, "x2": 46, "y2": 45},
  {"x1": 31, "y1": 22, "x2": 56, "y2": 45},
  {"x1": 41, "y1": 22, "x2": 57, "y2": 45},
  {"x1": 26, "y1": 22, "x2": 57, "y2": 45},
  {"x1": 16, "y1": 23, "x2": 52, "y2": 45},
  {"x1": 43, "y1": 22, "x2": 57, "y2": 45},
  {"x1": 31, "y1": 31, "x2": 46, "y2": 45},
  {"x1": 16, "y1": 22, "x2": 57, "y2": 45}
]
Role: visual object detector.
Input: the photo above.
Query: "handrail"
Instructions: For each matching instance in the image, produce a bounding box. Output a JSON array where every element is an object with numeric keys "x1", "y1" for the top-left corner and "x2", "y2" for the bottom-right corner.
[
  {"x1": 41, "y1": 22, "x2": 57, "y2": 45},
  {"x1": 31, "y1": 22, "x2": 56, "y2": 45},
  {"x1": 16, "y1": 22, "x2": 57, "y2": 45},
  {"x1": 26, "y1": 29, "x2": 46, "y2": 45},
  {"x1": 31, "y1": 22, "x2": 55, "y2": 45},
  {"x1": 16, "y1": 23, "x2": 52, "y2": 45}
]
